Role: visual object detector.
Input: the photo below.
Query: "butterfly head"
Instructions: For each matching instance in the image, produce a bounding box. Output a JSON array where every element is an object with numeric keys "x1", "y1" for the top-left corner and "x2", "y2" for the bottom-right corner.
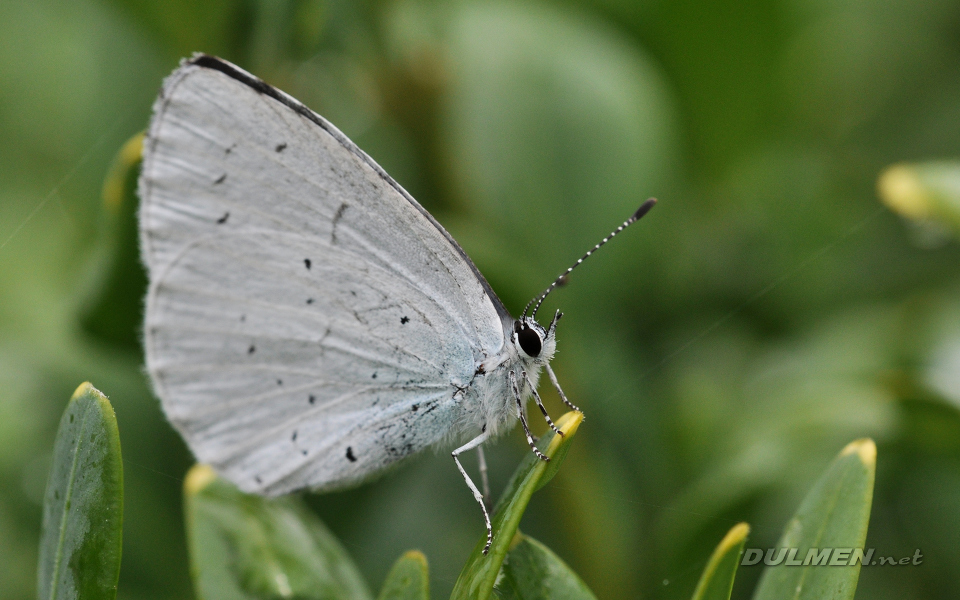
[{"x1": 512, "y1": 311, "x2": 561, "y2": 363}]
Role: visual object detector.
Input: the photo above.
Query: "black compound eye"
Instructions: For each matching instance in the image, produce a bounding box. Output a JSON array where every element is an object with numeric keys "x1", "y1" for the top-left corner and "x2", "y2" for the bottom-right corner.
[{"x1": 517, "y1": 324, "x2": 542, "y2": 357}]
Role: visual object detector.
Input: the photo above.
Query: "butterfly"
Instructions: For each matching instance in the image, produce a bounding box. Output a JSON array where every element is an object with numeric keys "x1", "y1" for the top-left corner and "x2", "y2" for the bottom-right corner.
[{"x1": 139, "y1": 54, "x2": 655, "y2": 553}]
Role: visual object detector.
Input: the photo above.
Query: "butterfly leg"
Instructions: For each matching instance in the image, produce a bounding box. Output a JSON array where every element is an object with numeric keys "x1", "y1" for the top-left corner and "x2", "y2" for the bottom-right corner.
[
  {"x1": 545, "y1": 363, "x2": 582, "y2": 415},
  {"x1": 510, "y1": 370, "x2": 549, "y2": 462},
  {"x1": 452, "y1": 429, "x2": 493, "y2": 554},
  {"x1": 521, "y1": 399, "x2": 537, "y2": 442},
  {"x1": 476, "y1": 444, "x2": 490, "y2": 501},
  {"x1": 522, "y1": 370, "x2": 563, "y2": 437},
  {"x1": 512, "y1": 369, "x2": 538, "y2": 441}
]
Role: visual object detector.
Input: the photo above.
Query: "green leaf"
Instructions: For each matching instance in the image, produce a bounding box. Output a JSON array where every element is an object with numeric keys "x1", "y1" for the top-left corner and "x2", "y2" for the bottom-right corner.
[
  {"x1": 37, "y1": 382, "x2": 124, "y2": 600},
  {"x1": 78, "y1": 132, "x2": 148, "y2": 351},
  {"x1": 753, "y1": 439, "x2": 876, "y2": 600},
  {"x1": 184, "y1": 465, "x2": 373, "y2": 600},
  {"x1": 494, "y1": 534, "x2": 597, "y2": 600},
  {"x1": 377, "y1": 551, "x2": 429, "y2": 600},
  {"x1": 450, "y1": 411, "x2": 583, "y2": 600},
  {"x1": 878, "y1": 161, "x2": 960, "y2": 236},
  {"x1": 691, "y1": 523, "x2": 749, "y2": 600}
]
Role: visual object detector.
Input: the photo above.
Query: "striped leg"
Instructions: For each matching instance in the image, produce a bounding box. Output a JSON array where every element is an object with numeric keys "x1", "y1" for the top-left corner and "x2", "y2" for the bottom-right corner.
[
  {"x1": 510, "y1": 370, "x2": 549, "y2": 462},
  {"x1": 522, "y1": 370, "x2": 563, "y2": 437},
  {"x1": 545, "y1": 363, "x2": 582, "y2": 414},
  {"x1": 452, "y1": 429, "x2": 493, "y2": 554},
  {"x1": 476, "y1": 445, "x2": 490, "y2": 501}
]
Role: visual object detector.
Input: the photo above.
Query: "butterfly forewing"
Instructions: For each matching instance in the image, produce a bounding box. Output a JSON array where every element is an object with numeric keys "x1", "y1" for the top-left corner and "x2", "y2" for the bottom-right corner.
[{"x1": 139, "y1": 56, "x2": 506, "y2": 494}]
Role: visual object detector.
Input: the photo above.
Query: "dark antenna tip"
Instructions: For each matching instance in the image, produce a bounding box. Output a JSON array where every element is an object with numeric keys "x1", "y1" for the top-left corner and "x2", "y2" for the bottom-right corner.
[
  {"x1": 522, "y1": 198, "x2": 659, "y2": 319},
  {"x1": 632, "y1": 198, "x2": 657, "y2": 221}
]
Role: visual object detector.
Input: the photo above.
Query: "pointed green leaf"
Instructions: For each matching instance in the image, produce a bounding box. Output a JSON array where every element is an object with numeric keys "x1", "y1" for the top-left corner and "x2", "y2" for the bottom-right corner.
[
  {"x1": 37, "y1": 382, "x2": 124, "y2": 600},
  {"x1": 78, "y1": 132, "x2": 148, "y2": 350},
  {"x1": 184, "y1": 465, "x2": 373, "y2": 600},
  {"x1": 878, "y1": 161, "x2": 960, "y2": 235},
  {"x1": 377, "y1": 551, "x2": 429, "y2": 600},
  {"x1": 691, "y1": 523, "x2": 749, "y2": 600},
  {"x1": 753, "y1": 439, "x2": 876, "y2": 600},
  {"x1": 450, "y1": 411, "x2": 583, "y2": 600},
  {"x1": 494, "y1": 533, "x2": 597, "y2": 600}
]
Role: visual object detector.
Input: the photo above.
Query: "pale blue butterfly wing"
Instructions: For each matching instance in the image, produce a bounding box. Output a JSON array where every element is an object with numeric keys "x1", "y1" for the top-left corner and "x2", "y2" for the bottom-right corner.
[{"x1": 139, "y1": 55, "x2": 510, "y2": 494}]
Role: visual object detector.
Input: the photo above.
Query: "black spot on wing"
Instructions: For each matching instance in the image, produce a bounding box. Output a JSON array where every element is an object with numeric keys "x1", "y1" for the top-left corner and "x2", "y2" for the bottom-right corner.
[
  {"x1": 308, "y1": 394, "x2": 316, "y2": 405},
  {"x1": 400, "y1": 316, "x2": 409, "y2": 324},
  {"x1": 385, "y1": 443, "x2": 414, "y2": 459},
  {"x1": 275, "y1": 142, "x2": 287, "y2": 152},
  {"x1": 304, "y1": 258, "x2": 311, "y2": 270},
  {"x1": 276, "y1": 379, "x2": 283, "y2": 386},
  {"x1": 306, "y1": 298, "x2": 314, "y2": 304},
  {"x1": 331, "y1": 203, "x2": 348, "y2": 244},
  {"x1": 318, "y1": 327, "x2": 331, "y2": 355},
  {"x1": 214, "y1": 173, "x2": 226, "y2": 184},
  {"x1": 346, "y1": 447, "x2": 356, "y2": 462},
  {"x1": 186, "y1": 54, "x2": 513, "y2": 325},
  {"x1": 291, "y1": 430, "x2": 297, "y2": 441},
  {"x1": 248, "y1": 344, "x2": 256, "y2": 354},
  {"x1": 216, "y1": 212, "x2": 229, "y2": 224}
]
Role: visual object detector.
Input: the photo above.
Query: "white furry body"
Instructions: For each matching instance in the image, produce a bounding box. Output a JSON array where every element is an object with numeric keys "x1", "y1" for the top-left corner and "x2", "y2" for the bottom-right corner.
[{"x1": 467, "y1": 338, "x2": 554, "y2": 440}]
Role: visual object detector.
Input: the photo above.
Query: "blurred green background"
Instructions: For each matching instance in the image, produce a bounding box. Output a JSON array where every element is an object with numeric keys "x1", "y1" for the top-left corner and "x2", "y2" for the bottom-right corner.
[{"x1": 3, "y1": 0, "x2": 960, "y2": 598}]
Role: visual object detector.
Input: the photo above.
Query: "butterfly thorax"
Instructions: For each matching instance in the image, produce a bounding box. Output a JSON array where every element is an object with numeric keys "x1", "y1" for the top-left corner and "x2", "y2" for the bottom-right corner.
[{"x1": 457, "y1": 316, "x2": 557, "y2": 440}]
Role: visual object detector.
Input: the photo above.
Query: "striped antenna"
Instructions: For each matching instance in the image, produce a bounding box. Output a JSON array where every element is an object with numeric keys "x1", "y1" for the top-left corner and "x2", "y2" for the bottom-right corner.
[{"x1": 523, "y1": 198, "x2": 658, "y2": 319}]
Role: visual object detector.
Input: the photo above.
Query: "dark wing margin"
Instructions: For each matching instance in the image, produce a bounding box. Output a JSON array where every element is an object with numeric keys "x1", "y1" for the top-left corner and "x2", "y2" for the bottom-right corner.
[{"x1": 186, "y1": 53, "x2": 514, "y2": 329}]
